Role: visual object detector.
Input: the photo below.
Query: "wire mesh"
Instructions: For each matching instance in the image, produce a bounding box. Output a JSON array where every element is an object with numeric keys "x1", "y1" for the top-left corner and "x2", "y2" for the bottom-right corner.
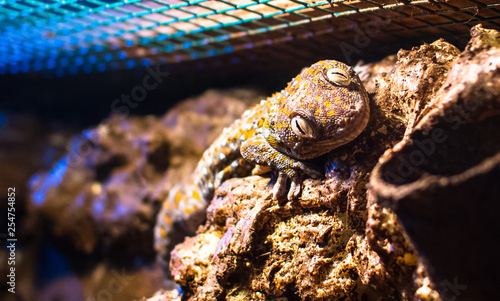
[{"x1": 0, "y1": 0, "x2": 499, "y2": 75}]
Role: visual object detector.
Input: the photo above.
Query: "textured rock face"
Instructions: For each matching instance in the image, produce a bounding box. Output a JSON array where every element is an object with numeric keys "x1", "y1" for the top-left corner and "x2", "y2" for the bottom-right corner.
[
  {"x1": 19, "y1": 24, "x2": 500, "y2": 301},
  {"x1": 22, "y1": 89, "x2": 261, "y2": 301},
  {"x1": 165, "y1": 25, "x2": 500, "y2": 301},
  {"x1": 26, "y1": 89, "x2": 261, "y2": 260},
  {"x1": 368, "y1": 24, "x2": 500, "y2": 300}
]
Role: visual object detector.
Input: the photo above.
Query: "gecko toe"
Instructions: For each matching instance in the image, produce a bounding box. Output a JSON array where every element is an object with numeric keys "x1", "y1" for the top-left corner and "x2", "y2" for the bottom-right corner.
[{"x1": 288, "y1": 177, "x2": 302, "y2": 200}]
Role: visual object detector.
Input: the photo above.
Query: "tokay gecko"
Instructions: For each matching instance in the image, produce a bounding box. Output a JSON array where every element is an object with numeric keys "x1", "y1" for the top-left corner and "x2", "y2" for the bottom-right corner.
[{"x1": 155, "y1": 60, "x2": 370, "y2": 257}]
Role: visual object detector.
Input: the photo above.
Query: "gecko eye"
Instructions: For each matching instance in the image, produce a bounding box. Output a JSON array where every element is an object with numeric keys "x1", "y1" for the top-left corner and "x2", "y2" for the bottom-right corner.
[
  {"x1": 291, "y1": 115, "x2": 314, "y2": 138},
  {"x1": 326, "y1": 68, "x2": 350, "y2": 87}
]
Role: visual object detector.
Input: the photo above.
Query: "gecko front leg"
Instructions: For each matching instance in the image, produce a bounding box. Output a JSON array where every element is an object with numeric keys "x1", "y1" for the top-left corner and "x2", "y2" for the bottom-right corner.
[{"x1": 241, "y1": 135, "x2": 321, "y2": 202}]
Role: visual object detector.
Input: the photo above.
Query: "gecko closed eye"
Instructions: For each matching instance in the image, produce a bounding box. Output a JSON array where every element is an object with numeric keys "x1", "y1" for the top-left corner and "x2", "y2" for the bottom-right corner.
[
  {"x1": 326, "y1": 68, "x2": 351, "y2": 87},
  {"x1": 291, "y1": 115, "x2": 315, "y2": 138}
]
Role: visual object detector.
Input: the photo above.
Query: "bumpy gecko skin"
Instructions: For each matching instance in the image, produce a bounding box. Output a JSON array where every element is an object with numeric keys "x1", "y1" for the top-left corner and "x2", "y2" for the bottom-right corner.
[{"x1": 155, "y1": 60, "x2": 370, "y2": 257}]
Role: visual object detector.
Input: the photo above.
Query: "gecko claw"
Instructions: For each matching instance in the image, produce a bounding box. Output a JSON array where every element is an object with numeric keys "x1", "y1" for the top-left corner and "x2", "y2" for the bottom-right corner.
[
  {"x1": 288, "y1": 176, "x2": 302, "y2": 200},
  {"x1": 272, "y1": 173, "x2": 288, "y2": 202}
]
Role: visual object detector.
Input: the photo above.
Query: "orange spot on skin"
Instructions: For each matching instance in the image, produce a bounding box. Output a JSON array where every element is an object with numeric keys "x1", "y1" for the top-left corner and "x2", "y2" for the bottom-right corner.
[
  {"x1": 222, "y1": 146, "x2": 231, "y2": 156},
  {"x1": 327, "y1": 110, "x2": 336, "y2": 117},
  {"x1": 335, "y1": 97, "x2": 342, "y2": 104},
  {"x1": 324, "y1": 100, "x2": 331, "y2": 108},
  {"x1": 175, "y1": 191, "x2": 183, "y2": 204},
  {"x1": 314, "y1": 108, "x2": 321, "y2": 118},
  {"x1": 164, "y1": 214, "x2": 172, "y2": 225},
  {"x1": 192, "y1": 189, "x2": 201, "y2": 200},
  {"x1": 244, "y1": 129, "x2": 256, "y2": 139},
  {"x1": 159, "y1": 228, "x2": 167, "y2": 238},
  {"x1": 268, "y1": 135, "x2": 278, "y2": 147}
]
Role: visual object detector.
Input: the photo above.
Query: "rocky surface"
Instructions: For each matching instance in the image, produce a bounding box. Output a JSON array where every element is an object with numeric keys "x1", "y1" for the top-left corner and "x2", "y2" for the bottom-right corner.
[
  {"x1": 162, "y1": 25, "x2": 500, "y2": 301},
  {"x1": 0, "y1": 115, "x2": 75, "y2": 301},
  {"x1": 18, "y1": 89, "x2": 261, "y2": 301},
  {"x1": 368, "y1": 24, "x2": 500, "y2": 300},
  {"x1": 26, "y1": 88, "x2": 261, "y2": 260},
  {"x1": 9, "y1": 24, "x2": 499, "y2": 301}
]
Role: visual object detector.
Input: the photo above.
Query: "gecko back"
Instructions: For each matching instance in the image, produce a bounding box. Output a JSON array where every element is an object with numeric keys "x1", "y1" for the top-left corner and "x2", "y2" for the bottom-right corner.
[{"x1": 154, "y1": 100, "x2": 271, "y2": 258}]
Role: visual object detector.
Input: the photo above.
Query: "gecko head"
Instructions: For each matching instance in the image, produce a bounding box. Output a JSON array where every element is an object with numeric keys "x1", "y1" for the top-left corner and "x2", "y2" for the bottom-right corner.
[{"x1": 268, "y1": 60, "x2": 370, "y2": 160}]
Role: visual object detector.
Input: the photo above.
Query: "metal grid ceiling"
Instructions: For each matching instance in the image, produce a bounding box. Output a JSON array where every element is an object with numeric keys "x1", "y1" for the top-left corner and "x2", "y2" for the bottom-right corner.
[{"x1": 1, "y1": 0, "x2": 499, "y2": 75}]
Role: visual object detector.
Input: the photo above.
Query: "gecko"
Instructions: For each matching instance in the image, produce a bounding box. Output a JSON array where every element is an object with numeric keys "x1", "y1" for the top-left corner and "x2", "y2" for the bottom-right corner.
[{"x1": 155, "y1": 60, "x2": 370, "y2": 258}]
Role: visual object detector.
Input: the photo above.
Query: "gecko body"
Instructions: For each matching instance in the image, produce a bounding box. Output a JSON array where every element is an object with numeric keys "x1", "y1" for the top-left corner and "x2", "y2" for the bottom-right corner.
[{"x1": 155, "y1": 60, "x2": 370, "y2": 257}]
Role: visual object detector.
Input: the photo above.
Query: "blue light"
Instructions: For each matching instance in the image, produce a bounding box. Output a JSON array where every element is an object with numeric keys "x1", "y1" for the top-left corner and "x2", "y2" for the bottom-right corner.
[
  {"x1": 20, "y1": 62, "x2": 30, "y2": 72},
  {"x1": 112, "y1": 204, "x2": 129, "y2": 220},
  {"x1": 93, "y1": 44, "x2": 104, "y2": 52},
  {"x1": 54, "y1": 39, "x2": 64, "y2": 47},
  {"x1": 141, "y1": 58, "x2": 151, "y2": 66},
  {"x1": 126, "y1": 40, "x2": 134, "y2": 47},
  {"x1": 75, "y1": 56, "x2": 84, "y2": 66},
  {"x1": 0, "y1": 112, "x2": 7, "y2": 127},
  {"x1": 75, "y1": 194, "x2": 85, "y2": 207},
  {"x1": 60, "y1": 57, "x2": 69, "y2": 67},
  {"x1": 93, "y1": 201, "x2": 104, "y2": 215},
  {"x1": 9, "y1": 64, "x2": 19, "y2": 74},
  {"x1": 55, "y1": 67, "x2": 64, "y2": 76},
  {"x1": 83, "y1": 64, "x2": 92, "y2": 73},
  {"x1": 69, "y1": 65, "x2": 78, "y2": 75},
  {"x1": 118, "y1": 51, "x2": 127, "y2": 59},
  {"x1": 33, "y1": 60, "x2": 43, "y2": 71},
  {"x1": 126, "y1": 60, "x2": 135, "y2": 68},
  {"x1": 97, "y1": 62, "x2": 106, "y2": 72},
  {"x1": 46, "y1": 59, "x2": 56, "y2": 69},
  {"x1": 88, "y1": 55, "x2": 97, "y2": 64},
  {"x1": 326, "y1": 162, "x2": 338, "y2": 174},
  {"x1": 32, "y1": 191, "x2": 45, "y2": 205},
  {"x1": 79, "y1": 47, "x2": 88, "y2": 55},
  {"x1": 104, "y1": 53, "x2": 113, "y2": 61},
  {"x1": 30, "y1": 158, "x2": 68, "y2": 206},
  {"x1": 50, "y1": 159, "x2": 68, "y2": 187}
]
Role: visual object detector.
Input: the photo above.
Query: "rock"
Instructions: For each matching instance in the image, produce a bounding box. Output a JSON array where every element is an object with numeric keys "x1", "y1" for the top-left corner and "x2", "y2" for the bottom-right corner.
[
  {"x1": 23, "y1": 89, "x2": 261, "y2": 301},
  {"x1": 26, "y1": 88, "x2": 261, "y2": 261},
  {"x1": 368, "y1": 24, "x2": 500, "y2": 299},
  {"x1": 0, "y1": 114, "x2": 74, "y2": 301},
  {"x1": 167, "y1": 25, "x2": 500, "y2": 300}
]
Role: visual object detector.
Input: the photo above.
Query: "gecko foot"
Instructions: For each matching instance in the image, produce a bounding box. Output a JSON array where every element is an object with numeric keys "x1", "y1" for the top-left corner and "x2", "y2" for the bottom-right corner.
[{"x1": 272, "y1": 172, "x2": 303, "y2": 205}]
